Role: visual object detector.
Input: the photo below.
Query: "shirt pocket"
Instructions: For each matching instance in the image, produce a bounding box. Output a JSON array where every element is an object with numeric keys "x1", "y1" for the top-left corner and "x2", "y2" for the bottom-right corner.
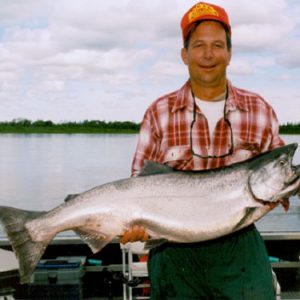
[
  {"x1": 226, "y1": 140, "x2": 261, "y2": 165},
  {"x1": 160, "y1": 145, "x2": 193, "y2": 169}
]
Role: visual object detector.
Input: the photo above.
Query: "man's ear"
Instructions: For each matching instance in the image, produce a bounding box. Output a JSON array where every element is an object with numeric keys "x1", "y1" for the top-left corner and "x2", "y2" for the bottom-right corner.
[
  {"x1": 227, "y1": 49, "x2": 232, "y2": 66},
  {"x1": 181, "y1": 48, "x2": 188, "y2": 66}
]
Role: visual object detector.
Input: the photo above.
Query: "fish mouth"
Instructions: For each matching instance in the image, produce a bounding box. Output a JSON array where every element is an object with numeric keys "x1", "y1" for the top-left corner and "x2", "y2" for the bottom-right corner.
[
  {"x1": 280, "y1": 165, "x2": 300, "y2": 200},
  {"x1": 285, "y1": 165, "x2": 300, "y2": 186}
]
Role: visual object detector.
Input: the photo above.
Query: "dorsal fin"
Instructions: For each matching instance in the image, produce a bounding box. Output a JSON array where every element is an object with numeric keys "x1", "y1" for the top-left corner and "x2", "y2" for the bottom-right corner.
[
  {"x1": 64, "y1": 194, "x2": 79, "y2": 202},
  {"x1": 138, "y1": 160, "x2": 175, "y2": 176}
]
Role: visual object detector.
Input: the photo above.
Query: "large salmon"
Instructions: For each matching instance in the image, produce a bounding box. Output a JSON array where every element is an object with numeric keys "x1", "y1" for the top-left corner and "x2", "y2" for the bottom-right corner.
[{"x1": 0, "y1": 143, "x2": 300, "y2": 283}]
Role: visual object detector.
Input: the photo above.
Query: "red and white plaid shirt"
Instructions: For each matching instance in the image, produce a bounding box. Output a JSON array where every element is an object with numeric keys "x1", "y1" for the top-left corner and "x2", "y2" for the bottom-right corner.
[{"x1": 131, "y1": 80, "x2": 284, "y2": 176}]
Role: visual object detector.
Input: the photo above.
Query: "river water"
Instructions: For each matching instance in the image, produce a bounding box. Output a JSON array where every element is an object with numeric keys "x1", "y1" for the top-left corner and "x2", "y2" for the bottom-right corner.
[{"x1": 0, "y1": 134, "x2": 139, "y2": 210}]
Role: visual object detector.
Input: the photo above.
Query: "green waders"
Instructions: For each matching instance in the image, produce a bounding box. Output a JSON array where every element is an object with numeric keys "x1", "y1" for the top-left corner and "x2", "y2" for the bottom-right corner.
[{"x1": 148, "y1": 225, "x2": 275, "y2": 300}]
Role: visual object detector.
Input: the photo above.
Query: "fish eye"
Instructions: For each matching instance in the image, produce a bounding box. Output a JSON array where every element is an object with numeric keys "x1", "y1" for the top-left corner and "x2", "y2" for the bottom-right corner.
[{"x1": 278, "y1": 159, "x2": 287, "y2": 166}]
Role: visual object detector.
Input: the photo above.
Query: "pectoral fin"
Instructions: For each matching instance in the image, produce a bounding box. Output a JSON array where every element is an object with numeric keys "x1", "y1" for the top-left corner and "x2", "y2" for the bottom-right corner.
[
  {"x1": 73, "y1": 228, "x2": 114, "y2": 253},
  {"x1": 144, "y1": 238, "x2": 168, "y2": 250},
  {"x1": 233, "y1": 207, "x2": 257, "y2": 232}
]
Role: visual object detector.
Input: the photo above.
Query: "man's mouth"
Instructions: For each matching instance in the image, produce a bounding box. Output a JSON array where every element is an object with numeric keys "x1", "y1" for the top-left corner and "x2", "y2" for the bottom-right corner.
[{"x1": 200, "y1": 65, "x2": 216, "y2": 71}]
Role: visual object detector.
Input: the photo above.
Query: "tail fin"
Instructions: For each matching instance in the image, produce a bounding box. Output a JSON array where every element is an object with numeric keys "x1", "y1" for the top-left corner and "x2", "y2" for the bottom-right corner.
[{"x1": 0, "y1": 206, "x2": 49, "y2": 284}]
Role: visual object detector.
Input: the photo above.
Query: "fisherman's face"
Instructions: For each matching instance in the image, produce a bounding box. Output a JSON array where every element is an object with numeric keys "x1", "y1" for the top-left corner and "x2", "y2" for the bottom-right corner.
[{"x1": 181, "y1": 21, "x2": 231, "y2": 91}]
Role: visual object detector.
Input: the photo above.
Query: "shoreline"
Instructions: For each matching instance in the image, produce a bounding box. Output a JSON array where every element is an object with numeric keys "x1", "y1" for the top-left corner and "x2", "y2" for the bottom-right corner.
[
  {"x1": 0, "y1": 129, "x2": 139, "y2": 134},
  {"x1": 0, "y1": 128, "x2": 298, "y2": 135},
  {"x1": 0, "y1": 121, "x2": 299, "y2": 134}
]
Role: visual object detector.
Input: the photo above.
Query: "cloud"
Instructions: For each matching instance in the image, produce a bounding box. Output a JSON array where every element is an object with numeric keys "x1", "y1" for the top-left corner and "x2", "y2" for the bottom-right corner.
[
  {"x1": 233, "y1": 23, "x2": 291, "y2": 51},
  {"x1": 0, "y1": 0, "x2": 179, "y2": 90},
  {"x1": 225, "y1": 0, "x2": 287, "y2": 26},
  {"x1": 228, "y1": 59, "x2": 253, "y2": 75},
  {"x1": 0, "y1": 0, "x2": 299, "y2": 124},
  {"x1": 38, "y1": 80, "x2": 65, "y2": 93},
  {"x1": 276, "y1": 41, "x2": 300, "y2": 68},
  {"x1": 3, "y1": 27, "x2": 54, "y2": 60},
  {"x1": 0, "y1": 0, "x2": 47, "y2": 25},
  {"x1": 49, "y1": 0, "x2": 181, "y2": 51},
  {"x1": 147, "y1": 60, "x2": 186, "y2": 82},
  {"x1": 224, "y1": 0, "x2": 294, "y2": 52}
]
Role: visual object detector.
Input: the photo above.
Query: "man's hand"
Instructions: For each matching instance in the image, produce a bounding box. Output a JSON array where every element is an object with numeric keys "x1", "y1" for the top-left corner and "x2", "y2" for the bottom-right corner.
[{"x1": 120, "y1": 225, "x2": 149, "y2": 244}]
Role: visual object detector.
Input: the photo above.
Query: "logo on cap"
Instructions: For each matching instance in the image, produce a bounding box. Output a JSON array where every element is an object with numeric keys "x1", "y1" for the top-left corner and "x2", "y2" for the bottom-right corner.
[{"x1": 188, "y1": 3, "x2": 219, "y2": 23}]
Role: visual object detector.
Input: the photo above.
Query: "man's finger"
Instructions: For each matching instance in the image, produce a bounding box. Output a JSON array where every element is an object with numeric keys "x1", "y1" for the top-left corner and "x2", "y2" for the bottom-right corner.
[
  {"x1": 120, "y1": 228, "x2": 132, "y2": 244},
  {"x1": 133, "y1": 225, "x2": 144, "y2": 240}
]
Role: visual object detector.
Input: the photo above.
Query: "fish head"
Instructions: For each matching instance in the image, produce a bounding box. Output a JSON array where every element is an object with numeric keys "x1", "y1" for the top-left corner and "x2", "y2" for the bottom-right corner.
[{"x1": 248, "y1": 143, "x2": 300, "y2": 205}]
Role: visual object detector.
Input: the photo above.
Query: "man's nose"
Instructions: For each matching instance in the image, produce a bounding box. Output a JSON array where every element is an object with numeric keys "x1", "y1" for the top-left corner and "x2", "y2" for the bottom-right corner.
[{"x1": 203, "y1": 46, "x2": 214, "y2": 59}]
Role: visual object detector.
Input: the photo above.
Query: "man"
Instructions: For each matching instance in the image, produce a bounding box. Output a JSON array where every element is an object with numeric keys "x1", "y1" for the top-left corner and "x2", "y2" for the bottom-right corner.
[{"x1": 121, "y1": 2, "x2": 284, "y2": 299}]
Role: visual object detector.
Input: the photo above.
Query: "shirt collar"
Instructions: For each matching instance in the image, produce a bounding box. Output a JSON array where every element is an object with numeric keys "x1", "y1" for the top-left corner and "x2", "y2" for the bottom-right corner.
[
  {"x1": 226, "y1": 81, "x2": 249, "y2": 112},
  {"x1": 171, "y1": 80, "x2": 194, "y2": 113},
  {"x1": 171, "y1": 80, "x2": 249, "y2": 113}
]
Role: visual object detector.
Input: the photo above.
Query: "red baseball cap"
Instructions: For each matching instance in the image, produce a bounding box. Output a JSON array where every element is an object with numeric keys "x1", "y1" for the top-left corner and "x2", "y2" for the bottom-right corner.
[{"x1": 181, "y1": 2, "x2": 231, "y2": 42}]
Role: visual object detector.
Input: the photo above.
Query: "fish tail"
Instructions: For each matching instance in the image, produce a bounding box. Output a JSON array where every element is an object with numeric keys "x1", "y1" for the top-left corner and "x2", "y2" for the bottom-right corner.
[{"x1": 0, "y1": 206, "x2": 49, "y2": 284}]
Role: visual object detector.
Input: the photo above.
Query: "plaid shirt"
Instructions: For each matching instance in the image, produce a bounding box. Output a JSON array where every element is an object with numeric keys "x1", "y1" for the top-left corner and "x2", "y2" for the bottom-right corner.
[{"x1": 131, "y1": 80, "x2": 284, "y2": 176}]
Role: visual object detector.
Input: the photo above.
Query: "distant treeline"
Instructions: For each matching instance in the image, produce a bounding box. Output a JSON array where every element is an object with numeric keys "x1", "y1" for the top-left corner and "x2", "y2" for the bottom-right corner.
[
  {"x1": 0, "y1": 119, "x2": 299, "y2": 134},
  {"x1": 279, "y1": 123, "x2": 300, "y2": 134},
  {"x1": 0, "y1": 119, "x2": 140, "y2": 133}
]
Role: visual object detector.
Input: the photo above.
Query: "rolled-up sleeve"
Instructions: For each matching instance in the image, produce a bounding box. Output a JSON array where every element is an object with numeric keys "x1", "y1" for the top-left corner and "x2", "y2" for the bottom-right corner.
[
  {"x1": 131, "y1": 108, "x2": 161, "y2": 177},
  {"x1": 268, "y1": 108, "x2": 285, "y2": 150}
]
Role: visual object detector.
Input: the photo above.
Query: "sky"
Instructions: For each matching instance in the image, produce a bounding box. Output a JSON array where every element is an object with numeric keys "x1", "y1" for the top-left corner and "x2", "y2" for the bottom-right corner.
[{"x1": 0, "y1": 0, "x2": 299, "y2": 124}]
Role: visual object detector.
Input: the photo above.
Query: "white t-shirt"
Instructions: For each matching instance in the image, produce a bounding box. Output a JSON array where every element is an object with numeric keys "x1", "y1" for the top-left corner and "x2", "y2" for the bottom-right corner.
[{"x1": 195, "y1": 97, "x2": 225, "y2": 139}]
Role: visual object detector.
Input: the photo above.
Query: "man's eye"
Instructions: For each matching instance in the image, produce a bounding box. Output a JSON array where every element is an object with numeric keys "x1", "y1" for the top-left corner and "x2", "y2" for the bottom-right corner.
[{"x1": 214, "y1": 43, "x2": 224, "y2": 48}]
